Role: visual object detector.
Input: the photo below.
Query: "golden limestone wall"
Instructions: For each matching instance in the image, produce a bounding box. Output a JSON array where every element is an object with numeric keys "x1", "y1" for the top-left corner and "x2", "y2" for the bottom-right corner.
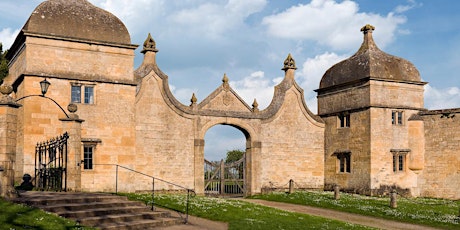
[
  {"x1": 134, "y1": 71, "x2": 195, "y2": 193},
  {"x1": 134, "y1": 56, "x2": 325, "y2": 195},
  {"x1": 320, "y1": 80, "x2": 425, "y2": 195},
  {"x1": 323, "y1": 111, "x2": 371, "y2": 193},
  {"x1": 368, "y1": 81, "x2": 424, "y2": 195},
  {"x1": 419, "y1": 111, "x2": 460, "y2": 199},
  {"x1": 14, "y1": 77, "x2": 74, "y2": 180},
  {"x1": 369, "y1": 108, "x2": 420, "y2": 195},
  {"x1": 79, "y1": 82, "x2": 136, "y2": 192},
  {"x1": 319, "y1": 84, "x2": 371, "y2": 193},
  {"x1": 6, "y1": 34, "x2": 137, "y2": 191},
  {"x1": 259, "y1": 87, "x2": 324, "y2": 191},
  {"x1": 23, "y1": 37, "x2": 134, "y2": 83}
]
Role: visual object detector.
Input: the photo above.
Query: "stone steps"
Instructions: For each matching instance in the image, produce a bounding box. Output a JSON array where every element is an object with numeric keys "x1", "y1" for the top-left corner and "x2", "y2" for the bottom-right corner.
[{"x1": 12, "y1": 191, "x2": 184, "y2": 229}]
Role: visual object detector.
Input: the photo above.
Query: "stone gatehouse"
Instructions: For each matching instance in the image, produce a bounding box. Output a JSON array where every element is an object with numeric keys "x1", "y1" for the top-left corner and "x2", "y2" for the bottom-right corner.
[{"x1": 0, "y1": 0, "x2": 458, "y2": 199}]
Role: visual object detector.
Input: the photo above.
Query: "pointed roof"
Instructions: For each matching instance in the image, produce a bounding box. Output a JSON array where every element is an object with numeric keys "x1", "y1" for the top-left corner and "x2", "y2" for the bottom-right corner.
[
  {"x1": 22, "y1": 0, "x2": 131, "y2": 45},
  {"x1": 319, "y1": 24, "x2": 421, "y2": 90}
]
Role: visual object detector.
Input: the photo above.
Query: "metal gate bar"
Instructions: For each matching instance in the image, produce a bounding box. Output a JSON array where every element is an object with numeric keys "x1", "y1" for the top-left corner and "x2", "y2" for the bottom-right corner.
[{"x1": 35, "y1": 132, "x2": 69, "y2": 191}]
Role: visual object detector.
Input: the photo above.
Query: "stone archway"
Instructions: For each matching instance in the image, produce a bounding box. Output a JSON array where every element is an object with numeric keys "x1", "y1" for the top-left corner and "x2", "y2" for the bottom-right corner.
[
  {"x1": 136, "y1": 48, "x2": 324, "y2": 195},
  {"x1": 203, "y1": 124, "x2": 247, "y2": 196},
  {"x1": 194, "y1": 121, "x2": 259, "y2": 196}
]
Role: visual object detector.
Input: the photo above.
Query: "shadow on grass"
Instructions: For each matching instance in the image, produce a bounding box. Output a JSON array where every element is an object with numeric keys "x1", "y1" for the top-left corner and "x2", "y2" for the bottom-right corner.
[{"x1": 0, "y1": 198, "x2": 88, "y2": 230}]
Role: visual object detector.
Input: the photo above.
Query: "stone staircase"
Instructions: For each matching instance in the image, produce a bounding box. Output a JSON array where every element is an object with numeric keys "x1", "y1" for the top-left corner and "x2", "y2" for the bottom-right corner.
[{"x1": 12, "y1": 191, "x2": 184, "y2": 229}]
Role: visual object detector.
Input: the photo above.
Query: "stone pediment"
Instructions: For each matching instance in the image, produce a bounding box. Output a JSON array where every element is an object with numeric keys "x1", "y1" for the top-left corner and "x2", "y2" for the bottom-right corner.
[{"x1": 197, "y1": 74, "x2": 252, "y2": 113}]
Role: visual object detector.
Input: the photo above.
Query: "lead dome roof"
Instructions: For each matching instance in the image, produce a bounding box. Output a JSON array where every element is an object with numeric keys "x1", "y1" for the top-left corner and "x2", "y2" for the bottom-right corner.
[
  {"x1": 319, "y1": 25, "x2": 421, "y2": 90},
  {"x1": 22, "y1": 0, "x2": 131, "y2": 45}
]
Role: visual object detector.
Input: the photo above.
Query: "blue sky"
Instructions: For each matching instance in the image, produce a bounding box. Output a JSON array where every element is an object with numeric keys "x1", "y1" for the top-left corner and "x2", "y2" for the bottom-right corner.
[{"x1": 1, "y1": 0, "x2": 460, "y2": 160}]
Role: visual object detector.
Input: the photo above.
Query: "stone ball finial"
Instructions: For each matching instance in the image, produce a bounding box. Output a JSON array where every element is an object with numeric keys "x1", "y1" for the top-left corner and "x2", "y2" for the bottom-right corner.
[
  {"x1": 0, "y1": 85, "x2": 13, "y2": 95},
  {"x1": 67, "y1": 103, "x2": 78, "y2": 113},
  {"x1": 360, "y1": 24, "x2": 375, "y2": 34}
]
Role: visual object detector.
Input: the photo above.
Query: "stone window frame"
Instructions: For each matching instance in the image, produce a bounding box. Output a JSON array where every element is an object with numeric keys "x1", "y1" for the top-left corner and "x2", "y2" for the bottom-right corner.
[
  {"x1": 83, "y1": 145, "x2": 94, "y2": 170},
  {"x1": 82, "y1": 138, "x2": 102, "y2": 170},
  {"x1": 391, "y1": 110, "x2": 404, "y2": 125},
  {"x1": 333, "y1": 150, "x2": 351, "y2": 173},
  {"x1": 390, "y1": 149, "x2": 410, "y2": 173},
  {"x1": 337, "y1": 112, "x2": 350, "y2": 128},
  {"x1": 71, "y1": 82, "x2": 96, "y2": 104}
]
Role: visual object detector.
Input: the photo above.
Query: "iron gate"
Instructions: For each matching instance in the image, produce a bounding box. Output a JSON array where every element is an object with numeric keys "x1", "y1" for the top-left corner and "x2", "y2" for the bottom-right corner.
[
  {"x1": 35, "y1": 132, "x2": 69, "y2": 191},
  {"x1": 204, "y1": 155, "x2": 245, "y2": 196}
]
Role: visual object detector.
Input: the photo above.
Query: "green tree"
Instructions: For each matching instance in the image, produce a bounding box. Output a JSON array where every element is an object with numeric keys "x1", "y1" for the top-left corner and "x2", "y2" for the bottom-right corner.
[
  {"x1": 225, "y1": 149, "x2": 244, "y2": 163},
  {"x1": 0, "y1": 43, "x2": 9, "y2": 82},
  {"x1": 225, "y1": 149, "x2": 245, "y2": 180}
]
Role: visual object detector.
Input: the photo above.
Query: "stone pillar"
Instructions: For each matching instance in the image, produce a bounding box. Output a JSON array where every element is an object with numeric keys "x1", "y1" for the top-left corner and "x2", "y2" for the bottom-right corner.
[
  {"x1": 334, "y1": 184, "x2": 340, "y2": 200},
  {"x1": 288, "y1": 179, "x2": 294, "y2": 194},
  {"x1": 194, "y1": 139, "x2": 205, "y2": 195},
  {"x1": 246, "y1": 141, "x2": 261, "y2": 196},
  {"x1": 60, "y1": 107, "x2": 84, "y2": 192},
  {"x1": 408, "y1": 116, "x2": 425, "y2": 172},
  {"x1": 0, "y1": 88, "x2": 21, "y2": 198},
  {"x1": 390, "y1": 190, "x2": 398, "y2": 208}
]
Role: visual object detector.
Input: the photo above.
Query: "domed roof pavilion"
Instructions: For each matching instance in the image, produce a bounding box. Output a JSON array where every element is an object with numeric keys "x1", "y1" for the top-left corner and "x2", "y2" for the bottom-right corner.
[
  {"x1": 318, "y1": 24, "x2": 421, "y2": 91},
  {"x1": 22, "y1": 0, "x2": 131, "y2": 45}
]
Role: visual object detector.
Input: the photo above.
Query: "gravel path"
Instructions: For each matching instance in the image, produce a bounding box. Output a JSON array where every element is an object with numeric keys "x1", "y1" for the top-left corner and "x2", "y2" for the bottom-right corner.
[
  {"x1": 242, "y1": 199, "x2": 441, "y2": 230},
  {"x1": 157, "y1": 198, "x2": 444, "y2": 229}
]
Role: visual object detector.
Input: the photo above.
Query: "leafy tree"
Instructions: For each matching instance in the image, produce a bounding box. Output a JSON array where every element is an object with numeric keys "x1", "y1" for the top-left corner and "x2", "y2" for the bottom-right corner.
[
  {"x1": 225, "y1": 149, "x2": 245, "y2": 180},
  {"x1": 225, "y1": 149, "x2": 245, "y2": 164},
  {"x1": 0, "y1": 43, "x2": 8, "y2": 82}
]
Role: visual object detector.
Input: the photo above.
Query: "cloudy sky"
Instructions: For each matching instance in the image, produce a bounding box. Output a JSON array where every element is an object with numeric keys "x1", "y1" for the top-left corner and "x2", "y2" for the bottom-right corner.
[{"x1": 1, "y1": 0, "x2": 460, "y2": 160}]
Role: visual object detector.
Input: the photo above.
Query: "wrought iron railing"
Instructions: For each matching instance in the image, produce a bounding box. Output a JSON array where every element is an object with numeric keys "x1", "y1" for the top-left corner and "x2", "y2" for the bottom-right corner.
[
  {"x1": 92, "y1": 164, "x2": 195, "y2": 223},
  {"x1": 35, "y1": 132, "x2": 69, "y2": 192}
]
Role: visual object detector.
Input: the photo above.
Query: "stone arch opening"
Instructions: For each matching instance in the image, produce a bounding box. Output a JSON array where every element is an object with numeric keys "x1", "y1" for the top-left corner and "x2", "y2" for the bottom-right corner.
[
  {"x1": 195, "y1": 121, "x2": 257, "y2": 196},
  {"x1": 204, "y1": 124, "x2": 247, "y2": 161},
  {"x1": 204, "y1": 123, "x2": 249, "y2": 197}
]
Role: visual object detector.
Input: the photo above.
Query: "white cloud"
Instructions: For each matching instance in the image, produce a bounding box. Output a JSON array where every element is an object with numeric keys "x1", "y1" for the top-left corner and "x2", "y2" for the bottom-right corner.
[
  {"x1": 204, "y1": 125, "x2": 246, "y2": 161},
  {"x1": 169, "y1": 84, "x2": 197, "y2": 105},
  {"x1": 297, "y1": 52, "x2": 348, "y2": 113},
  {"x1": 229, "y1": 71, "x2": 282, "y2": 109},
  {"x1": 222, "y1": 52, "x2": 348, "y2": 113},
  {"x1": 0, "y1": 28, "x2": 20, "y2": 49},
  {"x1": 91, "y1": 0, "x2": 165, "y2": 36},
  {"x1": 424, "y1": 84, "x2": 460, "y2": 110},
  {"x1": 262, "y1": 0, "x2": 407, "y2": 51},
  {"x1": 169, "y1": 0, "x2": 267, "y2": 39},
  {"x1": 394, "y1": 0, "x2": 422, "y2": 14}
]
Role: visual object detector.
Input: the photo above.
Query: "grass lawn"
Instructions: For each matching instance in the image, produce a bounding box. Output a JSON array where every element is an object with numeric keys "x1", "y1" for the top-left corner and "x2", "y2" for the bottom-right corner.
[
  {"x1": 123, "y1": 193, "x2": 375, "y2": 230},
  {"x1": 0, "y1": 198, "x2": 95, "y2": 230},
  {"x1": 251, "y1": 191, "x2": 460, "y2": 229}
]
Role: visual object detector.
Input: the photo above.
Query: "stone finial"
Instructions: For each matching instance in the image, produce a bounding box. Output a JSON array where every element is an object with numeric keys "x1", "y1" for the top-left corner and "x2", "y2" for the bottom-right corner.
[
  {"x1": 252, "y1": 99, "x2": 259, "y2": 113},
  {"x1": 66, "y1": 103, "x2": 80, "y2": 119},
  {"x1": 282, "y1": 53, "x2": 297, "y2": 71},
  {"x1": 67, "y1": 103, "x2": 78, "y2": 113},
  {"x1": 141, "y1": 33, "x2": 158, "y2": 54},
  {"x1": 190, "y1": 93, "x2": 197, "y2": 106},
  {"x1": 0, "y1": 84, "x2": 13, "y2": 95},
  {"x1": 360, "y1": 24, "x2": 375, "y2": 34},
  {"x1": 222, "y1": 73, "x2": 230, "y2": 90},
  {"x1": 0, "y1": 84, "x2": 18, "y2": 105}
]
